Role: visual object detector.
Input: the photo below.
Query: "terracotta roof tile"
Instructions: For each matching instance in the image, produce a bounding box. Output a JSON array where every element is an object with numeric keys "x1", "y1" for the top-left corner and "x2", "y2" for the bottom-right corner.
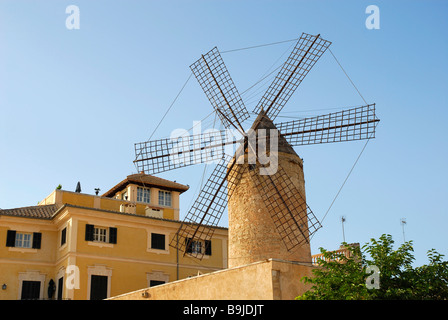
[{"x1": 0, "y1": 204, "x2": 60, "y2": 219}]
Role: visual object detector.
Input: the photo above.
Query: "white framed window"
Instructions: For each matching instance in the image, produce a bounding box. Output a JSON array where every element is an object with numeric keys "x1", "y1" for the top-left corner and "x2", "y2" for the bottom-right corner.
[
  {"x1": 15, "y1": 232, "x2": 32, "y2": 248},
  {"x1": 146, "y1": 271, "x2": 169, "y2": 288},
  {"x1": 185, "y1": 238, "x2": 212, "y2": 256},
  {"x1": 87, "y1": 265, "x2": 112, "y2": 300},
  {"x1": 18, "y1": 271, "x2": 46, "y2": 300},
  {"x1": 86, "y1": 225, "x2": 117, "y2": 246},
  {"x1": 158, "y1": 190, "x2": 172, "y2": 207},
  {"x1": 191, "y1": 241, "x2": 202, "y2": 254},
  {"x1": 137, "y1": 187, "x2": 150, "y2": 203},
  {"x1": 93, "y1": 227, "x2": 108, "y2": 243}
]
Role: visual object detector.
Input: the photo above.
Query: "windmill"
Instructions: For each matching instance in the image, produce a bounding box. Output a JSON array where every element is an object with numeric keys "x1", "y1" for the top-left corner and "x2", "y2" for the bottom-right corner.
[{"x1": 133, "y1": 33, "x2": 379, "y2": 265}]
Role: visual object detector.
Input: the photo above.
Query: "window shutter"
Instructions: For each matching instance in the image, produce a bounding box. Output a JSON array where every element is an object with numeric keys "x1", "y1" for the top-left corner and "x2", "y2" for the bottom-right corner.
[
  {"x1": 185, "y1": 237, "x2": 193, "y2": 253},
  {"x1": 32, "y1": 232, "x2": 42, "y2": 249},
  {"x1": 85, "y1": 224, "x2": 94, "y2": 241},
  {"x1": 6, "y1": 230, "x2": 16, "y2": 247},
  {"x1": 109, "y1": 227, "x2": 117, "y2": 244},
  {"x1": 205, "y1": 240, "x2": 212, "y2": 256}
]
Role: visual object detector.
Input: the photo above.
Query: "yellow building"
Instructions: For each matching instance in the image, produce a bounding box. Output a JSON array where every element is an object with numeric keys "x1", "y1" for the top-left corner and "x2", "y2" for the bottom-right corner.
[{"x1": 0, "y1": 173, "x2": 228, "y2": 300}]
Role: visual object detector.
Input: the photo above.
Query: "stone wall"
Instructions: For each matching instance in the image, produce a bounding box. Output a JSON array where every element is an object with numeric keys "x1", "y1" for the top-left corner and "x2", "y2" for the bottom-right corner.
[
  {"x1": 227, "y1": 151, "x2": 312, "y2": 268},
  {"x1": 109, "y1": 259, "x2": 313, "y2": 300}
]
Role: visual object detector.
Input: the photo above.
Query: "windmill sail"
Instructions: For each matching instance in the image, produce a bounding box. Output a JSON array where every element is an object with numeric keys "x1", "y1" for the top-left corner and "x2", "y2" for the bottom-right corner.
[
  {"x1": 169, "y1": 154, "x2": 242, "y2": 259},
  {"x1": 253, "y1": 33, "x2": 332, "y2": 121},
  {"x1": 134, "y1": 129, "x2": 244, "y2": 174},
  {"x1": 134, "y1": 32, "x2": 379, "y2": 262},
  {"x1": 190, "y1": 47, "x2": 249, "y2": 131},
  {"x1": 277, "y1": 104, "x2": 379, "y2": 146}
]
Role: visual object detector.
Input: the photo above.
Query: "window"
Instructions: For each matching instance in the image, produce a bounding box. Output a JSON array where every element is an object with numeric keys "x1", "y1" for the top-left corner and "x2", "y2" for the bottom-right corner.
[
  {"x1": 90, "y1": 275, "x2": 108, "y2": 300},
  {"x1": 93, "y1": 227, "x2": 107, "y2": 243},
  {"x1": 85, "y1": 225, "x2": 117, "y2": 244},
  {"x1": 192, "y1": 241, "x2": 202, "y2": 254},
  {"x1": 87, "y1": 266, "x2": 112, "y2": 300},
  {"x1": 21, "y1": 281, "x2": 41, "y2": 300},
  {"x1": 57, "y1": 277, "x2": 64, "y2": 300},
  {"x1": 16, "y1": 232, "x2": 32, "y2": 248},
  {"x1": 61, "y1": 227, "x2": 67, "y2": 246},
  {"x1": 5, "y1": 230, "x2": 41, "y2": 249},
  {"x1": 205, "y1": 240, "x2": 212, "y2": 256},
  {"x1": 149, "y1": 280, "x2": 165, "y2": 287},
  {"x1": 137, "y1": 187, "x2": 150, "y2": 203},
  {"x1": 185, "y1": 238, "x2": 212, "y2": 256},
  {"x1": 158, "y1": 190, "x2": 172, "y2": 206},
  {"x1": 147, "y1": 271, "x2": 169, "y2": 287},
  {"x1": 151, "y1": 233, "x2": 166, "y2": 250}
]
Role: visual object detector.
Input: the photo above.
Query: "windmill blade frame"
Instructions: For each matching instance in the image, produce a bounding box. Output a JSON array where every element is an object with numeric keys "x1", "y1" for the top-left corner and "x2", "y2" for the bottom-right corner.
[
  {"x1": 169, "y1": 154, "x2": 243, "y2": 259},
  {"x1": 136, "y1": 32, "x2": 379, "y2": 262},
  {"x1": 190, "y1": 47, "x2": 249, "y2": 132},
  {"x1": 253, "y1": 33, "x2": 332, "y2": 121},
  {"x1": 134, "y1": 129, "x2": 244, "y2": 175},
  {"x1": 277, "y1": 104, "x2": 380, "y2": 147}
]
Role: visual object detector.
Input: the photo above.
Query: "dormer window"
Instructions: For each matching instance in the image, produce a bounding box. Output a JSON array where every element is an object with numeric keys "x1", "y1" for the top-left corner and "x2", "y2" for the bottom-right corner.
[
  {"x1": 121, "y1": 189, "x2": 128, "y2": 201},
  {"x1": 137, "y1": 187, "x2": 150, "y2": 204}
]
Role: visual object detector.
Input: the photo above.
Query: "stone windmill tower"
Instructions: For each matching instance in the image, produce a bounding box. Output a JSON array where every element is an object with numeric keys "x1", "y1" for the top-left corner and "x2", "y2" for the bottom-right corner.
[
  {"x1": 227, "y1": 112, "x2": 312, "y2": 268},
  {"x1": 133, "y1": 33, "x2": 379, "y2": 267}
]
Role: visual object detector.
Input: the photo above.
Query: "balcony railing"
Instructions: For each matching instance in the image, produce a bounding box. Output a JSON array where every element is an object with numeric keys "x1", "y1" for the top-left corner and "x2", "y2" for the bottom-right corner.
[{"x1": 311, "y1": 243, "x2": 360, "y2": 265}]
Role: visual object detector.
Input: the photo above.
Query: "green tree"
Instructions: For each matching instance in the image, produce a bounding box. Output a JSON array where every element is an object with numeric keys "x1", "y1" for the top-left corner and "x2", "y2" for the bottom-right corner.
[{"x1": 296, "y1": 234, "x2": 448, "y2": 300}]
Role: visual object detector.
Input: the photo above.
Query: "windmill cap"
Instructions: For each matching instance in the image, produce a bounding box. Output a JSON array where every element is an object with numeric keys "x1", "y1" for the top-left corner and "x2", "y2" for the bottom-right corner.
[{"x1": 235, "y1": 112, "x2": 297, "y2": 156}]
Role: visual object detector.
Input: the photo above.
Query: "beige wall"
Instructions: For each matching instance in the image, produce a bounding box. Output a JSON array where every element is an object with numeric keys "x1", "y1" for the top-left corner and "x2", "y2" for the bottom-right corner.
[{"x1": 109, "y1": 259, "x2": 314, "y2": 300}]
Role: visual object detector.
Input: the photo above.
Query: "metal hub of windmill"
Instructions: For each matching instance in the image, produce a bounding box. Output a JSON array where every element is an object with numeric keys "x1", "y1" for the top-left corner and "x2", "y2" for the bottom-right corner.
[{"x1": 133, "y1": 33, "x2": 380, "y2": 261}]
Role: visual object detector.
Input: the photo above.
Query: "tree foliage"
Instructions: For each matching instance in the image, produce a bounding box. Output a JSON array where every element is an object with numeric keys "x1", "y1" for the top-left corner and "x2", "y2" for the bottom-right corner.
[{"x1": 296, "y1": 234, "x2": 448, "y2": 300}]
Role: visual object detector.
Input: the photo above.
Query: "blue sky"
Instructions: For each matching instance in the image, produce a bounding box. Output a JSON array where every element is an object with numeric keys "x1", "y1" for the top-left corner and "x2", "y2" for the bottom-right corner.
[{"x1": 1, "y1": 0, "x2": 447, "y2": 266}]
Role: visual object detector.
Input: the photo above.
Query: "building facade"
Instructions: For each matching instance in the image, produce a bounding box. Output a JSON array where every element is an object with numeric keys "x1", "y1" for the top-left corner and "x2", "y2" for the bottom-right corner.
[{"x1": 0, "y1": 173, "x2": 228, "y2": 300}]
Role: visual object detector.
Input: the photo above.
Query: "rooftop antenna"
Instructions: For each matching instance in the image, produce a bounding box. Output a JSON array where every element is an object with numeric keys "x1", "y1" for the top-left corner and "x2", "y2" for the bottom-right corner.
[
  {"x1": 341, "y1": 216, "x2": 346, "y2": 243},
  {"x1": 400, "y1": 218, "x2": 407, "y2": 242}
]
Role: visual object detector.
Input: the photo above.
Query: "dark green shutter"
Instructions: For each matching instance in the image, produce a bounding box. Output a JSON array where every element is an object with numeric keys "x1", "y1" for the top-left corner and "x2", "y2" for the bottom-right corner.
[
  {"x1": 85, "y1": 224, "x2": 94, "y2": 241},
  {"x1": 32, "y1": 232, "x2": 42, "y2": 249},
  {"x1": 205, "y1": 240, "x2": 212, "y2": 256},
  {"x1": 109, "y1": 227, "x2": 117, "y2": 244},
  {"x1": 185, "y1": 237, "x2": 193, "y2": 253},
  {"x1": 6, "y1": 230, "x2": 16, "y2": 247}
]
